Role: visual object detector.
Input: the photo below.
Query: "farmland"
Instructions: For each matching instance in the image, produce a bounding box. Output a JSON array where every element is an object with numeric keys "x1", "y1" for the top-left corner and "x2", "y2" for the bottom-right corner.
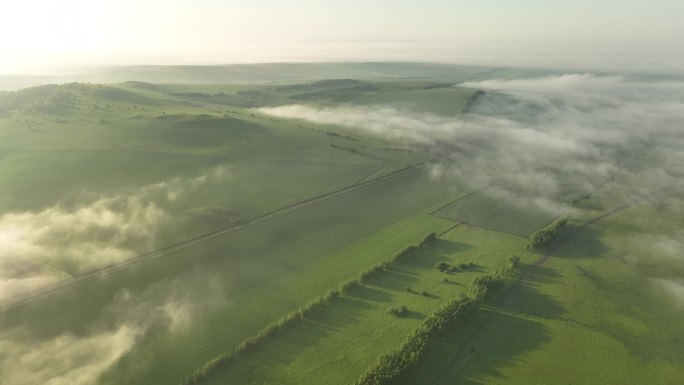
[
  {"x1": 0, "y1": 74, "x2": 485, "y2": 385},
  {"x1": 200, "y1": 226, "x2": 528, "y2": 385},
  {"x1": 400, "y1": 176, "x2": 684, "y2": 385},
  {"x1": 433, "y1": 182, "x2": 563, "y2": 237},
  {"x1": 0, "y1": 63, "x2": 682, "y2": 385}
]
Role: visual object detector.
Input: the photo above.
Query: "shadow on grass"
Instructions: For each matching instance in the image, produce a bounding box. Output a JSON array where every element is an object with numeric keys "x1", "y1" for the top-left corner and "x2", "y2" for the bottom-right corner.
[
  {"x1": 399, "y1": 282, "x2": 562, "y2": 385},
  {"x1": 403, "y1": 309, "x2": 426, "y2": 321},
  {"x1": 372, "y1": 268, "x2": 423, "y2": 293},
  {"x1": 499, "y1": 280, "x2": 565, "y2": 320},
  {"x1": 426, "y1": 239, "x2": 472, "y2": 255},
  {"x1": 399, "y1": 240, "x2": 471, "y2": 270},
  {"x1": 415, "y1": 292, "x2": 441, "y2": 300},
  {"x1": 519, "y1": 263, "x2": 563, "y2": 285},
  {"x1": 553, "y1": 224, "x2": 607, "y2": 260},
  {"x1": 348, "y1": 285, "x2": 393, "y2": 303},
  {"x1": 207, "y1": 294, "x2": 379, "y2": 382}
]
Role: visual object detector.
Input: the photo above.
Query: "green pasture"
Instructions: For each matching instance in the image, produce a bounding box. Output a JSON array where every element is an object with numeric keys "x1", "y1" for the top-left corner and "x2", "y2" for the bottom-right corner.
[
  {"x1": 434, "y1": 185, "x2": 564, "y2": 238},
  {"x1": 202, "y1": 225, "x2": 528, "y2": 385},
  {"x1": 401, "y1": 171, "x2": 684, "y2": 385},
  {"x1": 1, "y1": 163, "x2": 462, "y2": 385},
  {"x1": 1, "y1": 71, "x2": 680, "y2": 385}
]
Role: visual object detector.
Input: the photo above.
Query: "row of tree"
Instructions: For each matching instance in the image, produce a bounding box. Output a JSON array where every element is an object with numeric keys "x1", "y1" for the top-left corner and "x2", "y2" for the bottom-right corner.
[
  {"x1": 354, "y1": 255, "x2": 522, "y2": 385},
  {"x1": 355, "y1": 293, "x2": 480, "y2": 385},
  {"x1": 528, "y1": 218, "x2": 568, "y2": 249},
  {"x1": 179, "y1": 233, "x2": 439, "y2": 385}
]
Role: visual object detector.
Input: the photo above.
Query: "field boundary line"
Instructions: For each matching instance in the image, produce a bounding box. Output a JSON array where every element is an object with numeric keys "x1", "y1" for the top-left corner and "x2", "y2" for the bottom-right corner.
[
  {"x1": 429, "y1": 178, "x2": 502, "y2": 216},
  {"x1": 427, "y1": 187, "x2": 668, "y2": 383},
  {"x1": 0, "y1": 160, "x2": 430, "y2": 311},
  {"x1": 352, "y1": 165, "x2": 385, "y2": 185}
]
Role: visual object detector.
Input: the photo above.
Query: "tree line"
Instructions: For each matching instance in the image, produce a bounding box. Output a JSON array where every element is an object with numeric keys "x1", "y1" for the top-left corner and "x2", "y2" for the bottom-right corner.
[
  {"x1": 353, "y1": 255, "x2": 521, "y2": 385},
  {"x1": 528, "y1": 218, "x2": 568, "y2": 249},
  {"x1": 179, "y1": 232, "x2": 438, "y2": 385}
]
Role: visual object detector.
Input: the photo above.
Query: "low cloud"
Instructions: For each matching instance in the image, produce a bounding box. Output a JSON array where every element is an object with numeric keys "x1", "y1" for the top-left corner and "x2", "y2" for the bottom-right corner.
[
  {"x1": 0, "y1": 165, "x2": 231, "y2": 303},
  {"x1": 0, "y1": 324, "x2": 142, "y2": 385},
  {"x1": 0, "y1": 278, "x2": 204, "y2": 385},
  {"x1": 652, "y1": 278, "x2": 684, "y2": 307},
  {"x1": 622, "y1": 231, "x2": 684, "y2": 266},
  {"x1": 259, "y1": 75, "x2": 684, "y2": 205},
  {"x1": 0, "y1": 197, "x2": 167, "y2": 304},
  {"x1": 140, "y1": 165, "x2": 230, "y2": 202}
]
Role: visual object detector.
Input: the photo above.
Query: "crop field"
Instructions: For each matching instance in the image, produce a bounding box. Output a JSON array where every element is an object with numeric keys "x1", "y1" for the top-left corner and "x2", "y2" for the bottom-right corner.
[
  {"x1": 433, "y1": 182, "x2": 567, "y2": 238},
  {"x1": 0, "y1": 63, "x2": 682, "y2": 385}
]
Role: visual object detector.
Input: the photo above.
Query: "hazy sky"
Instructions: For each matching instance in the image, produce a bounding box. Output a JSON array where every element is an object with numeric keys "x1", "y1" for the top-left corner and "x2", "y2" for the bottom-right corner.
[{"x1": 1, "y1": 0, "x2": 683, "y2": 74}]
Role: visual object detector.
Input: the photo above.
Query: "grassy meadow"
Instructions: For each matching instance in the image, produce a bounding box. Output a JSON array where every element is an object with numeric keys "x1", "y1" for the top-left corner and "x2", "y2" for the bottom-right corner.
[
  {"x1": 399, "y1": 162, "x2": 684, "y2": 385},
  {"x1": 0, "y1": 64, "x2": 681, "y2": 385},
  {"x1": 0, "y1": 76, "x2": 479, "y2": 385},
  {"x1": 202, "y1": 225, "x2": 528, "y2": 385}
]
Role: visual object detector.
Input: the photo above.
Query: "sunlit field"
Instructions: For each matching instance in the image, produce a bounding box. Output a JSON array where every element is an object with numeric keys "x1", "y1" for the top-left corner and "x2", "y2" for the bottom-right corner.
[{"x1": 1, "y1": 61, "x2": 682, "y2": 385}]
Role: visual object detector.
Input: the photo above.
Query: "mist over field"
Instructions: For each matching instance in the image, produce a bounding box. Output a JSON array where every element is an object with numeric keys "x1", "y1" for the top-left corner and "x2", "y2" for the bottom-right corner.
[
  {"x1": 261, "y1": 74, "x2": 684, "y2": 303},
  {"x1": 0, "y1": 67, "x2": 681, "y2": 384},
  {"x1": 0, "y1": 165, "x2": 230, "y2": 302},
  {"x1": 260, "y1": 74, "x2": 684, "y2": 202},
  {"x1": 0, "y1": 283, "x2": 202, "y2": 385},
  {"x1": 1, "y1": 0, "x2": 682, "y2": 383}
]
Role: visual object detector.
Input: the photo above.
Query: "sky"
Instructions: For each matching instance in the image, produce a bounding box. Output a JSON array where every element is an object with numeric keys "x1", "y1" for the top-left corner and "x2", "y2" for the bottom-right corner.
[{"x1": 1, "y1": 0, "x2": 684, "y2": 74}]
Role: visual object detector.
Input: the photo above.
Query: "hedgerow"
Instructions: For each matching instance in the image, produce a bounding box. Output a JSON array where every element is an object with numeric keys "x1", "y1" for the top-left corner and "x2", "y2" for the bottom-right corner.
[{"x1": 179, "y1": 232, "x2": 437, "y2": 385}]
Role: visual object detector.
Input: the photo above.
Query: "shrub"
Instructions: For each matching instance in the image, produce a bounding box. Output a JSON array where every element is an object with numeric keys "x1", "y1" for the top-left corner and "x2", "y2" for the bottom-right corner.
[
  {"x1": 387, "y1": 305, "x2": 409, "y2": 317},
  {"x1": 508, "y1": 255, "x2": 521, "y2": 269},
  {"x1": 419, "y1": 232, "x2": 437, "y2": 247},
  {"x1": 529, "y1": 218, "x2": 569, "y2": 249},
  {"x1": 324, "y1": 289, "x2": 340, "y2": 303},
  {"x1": 339, "y1": 280, "x2": 361, "y2": 294},
  {"x1": 436, "y1": 262, "x2": 450, "y2": 272}
]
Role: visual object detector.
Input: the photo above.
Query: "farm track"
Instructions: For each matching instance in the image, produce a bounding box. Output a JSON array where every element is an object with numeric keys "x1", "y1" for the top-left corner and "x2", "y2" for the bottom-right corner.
[
  {"x1": 0, "y1": 161, "x2": 428, "y2": 312},
  {"x1": 429, "y1": 188, "x2": 665, "y2": 384}
]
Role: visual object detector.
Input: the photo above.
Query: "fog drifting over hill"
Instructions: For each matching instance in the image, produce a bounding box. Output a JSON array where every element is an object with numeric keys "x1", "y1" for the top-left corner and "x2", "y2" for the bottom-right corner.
[{"x1": 2, "y1": 1, "x2": 684, "y2": 75}]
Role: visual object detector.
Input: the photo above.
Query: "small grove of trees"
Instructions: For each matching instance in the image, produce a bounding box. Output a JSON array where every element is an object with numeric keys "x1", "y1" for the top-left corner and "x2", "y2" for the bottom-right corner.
[
  {"x1": 387, "y1": 305, "x2": 408, "y2": 317},
  {"x1": 435, "y1": 261, "x2": 476, "y2": 273},
  {"x1": 32, "y1": 92, "x2": 76, "y2": 114},
  {"x1": 436, "y1": 262, "x2": 450, "y2": 272},
  {"x1": 528, "y1": 218, "x2": 568, "y2": 249}
]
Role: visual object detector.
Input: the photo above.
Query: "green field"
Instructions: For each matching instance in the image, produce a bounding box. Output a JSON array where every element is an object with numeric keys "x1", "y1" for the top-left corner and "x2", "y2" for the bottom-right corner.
[
  {"x1": 0, "y1": 64, "x2": 682, "y2": 385},
  {"x1": 400, "y1": 165, "x2": 684, "y2": 384},
  {"x1": 433, "y1": 182, "x2": 568, "y2": 237},
  {"x1": 0, "y1": 77, "x2": 479, "y2": 385},
  {"x1": 203, "y1": 226, "x2": 528, "y2": 385}
]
